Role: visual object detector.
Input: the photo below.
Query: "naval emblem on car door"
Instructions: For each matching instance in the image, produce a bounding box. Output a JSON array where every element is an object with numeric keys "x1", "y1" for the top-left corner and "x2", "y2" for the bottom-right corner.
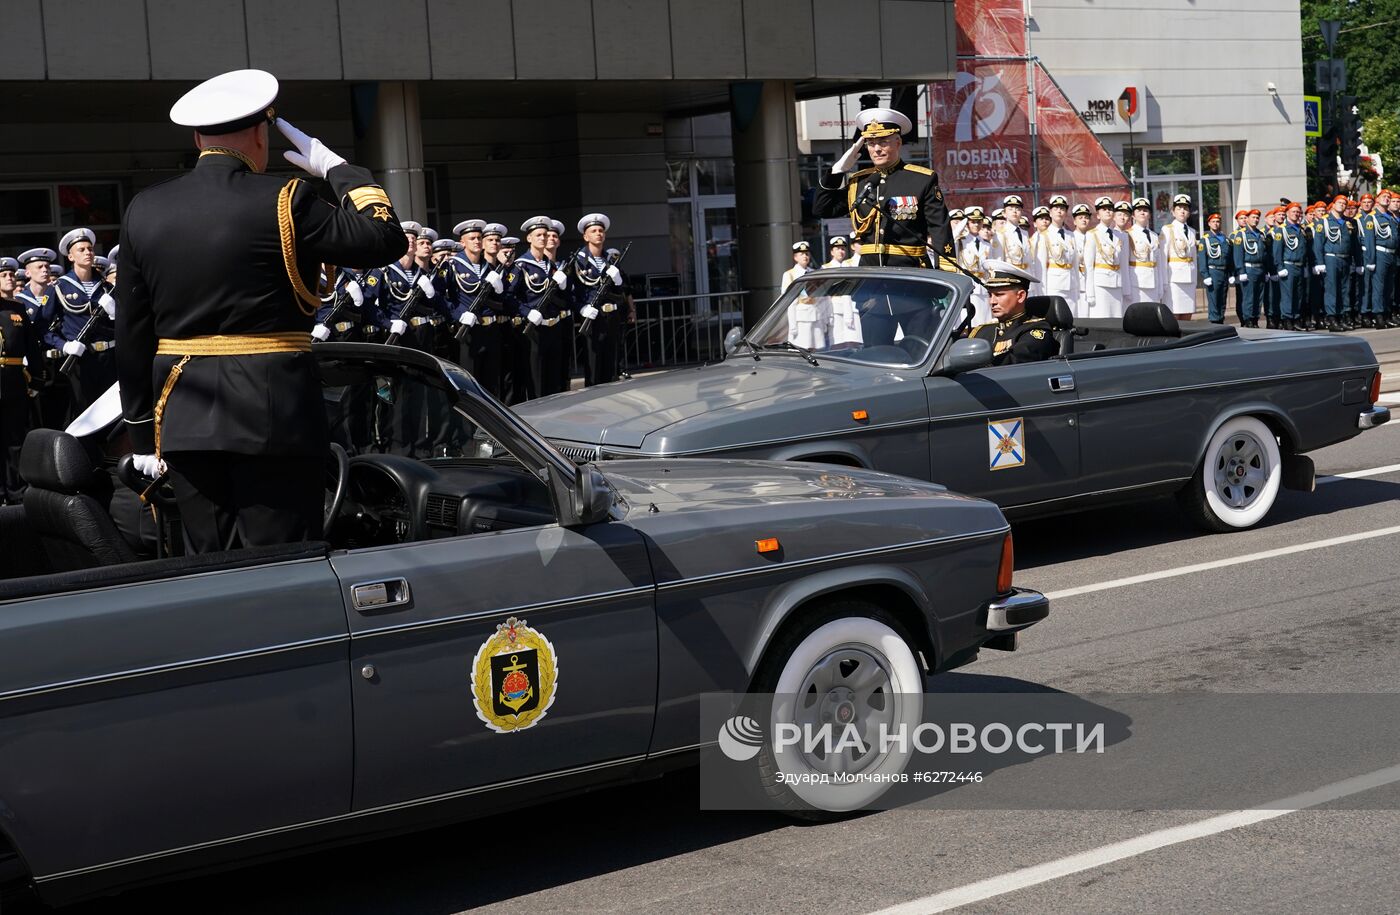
[
  {"x1": 988, "y1": 417, "x2": 1026, "y2": 470},
  {"x1": 471, "y1": 616, "x2": 560, "y2": 733}
]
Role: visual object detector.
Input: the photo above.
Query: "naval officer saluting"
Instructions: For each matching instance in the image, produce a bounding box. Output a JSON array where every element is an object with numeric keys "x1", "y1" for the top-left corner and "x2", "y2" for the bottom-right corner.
[{"x1": 117, "y1": 69, "x2": 406, "y2": 552}]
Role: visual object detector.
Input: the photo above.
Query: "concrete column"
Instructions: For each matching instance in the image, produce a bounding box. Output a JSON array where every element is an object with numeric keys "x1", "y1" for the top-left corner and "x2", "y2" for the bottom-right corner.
[
  {"x1": 730, "y1": 80, "x2": 801, "y2": 327},
  {"x1": 353, "y1": 81, "x2": 428, "y2": 223}
]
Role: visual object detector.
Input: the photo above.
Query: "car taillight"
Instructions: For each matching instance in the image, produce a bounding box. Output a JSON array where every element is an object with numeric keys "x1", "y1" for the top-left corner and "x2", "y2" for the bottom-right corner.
[
  {"x1": 996, "y1": 533, "x2": 1014, "y2": 593},
  {"x1": 1372, "y1": 372, "x2": 1383, "y2": 405}
]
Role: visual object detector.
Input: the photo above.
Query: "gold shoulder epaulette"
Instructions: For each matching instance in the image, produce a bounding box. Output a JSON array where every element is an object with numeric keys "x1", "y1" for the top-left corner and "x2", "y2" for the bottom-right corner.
[
  {"x1": 849, "y1": 166, "x2": 877, "y2": 180},
  {"x1": 903, "y1": 163, "x2": 934, "y2": 176}
]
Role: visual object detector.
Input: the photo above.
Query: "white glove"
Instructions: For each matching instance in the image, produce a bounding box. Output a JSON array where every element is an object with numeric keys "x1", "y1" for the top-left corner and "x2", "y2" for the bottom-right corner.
[
  {"x1": 1228, "y1": 276, "x2": 1236, "y2": 285},
  {"x1": 389, "y1": 319, "x2": 409, "y2": 336},
  {"x1": 1368, "y1": 263, "x2": 1377, "y2": 272},
  {"x1": 1203, "y1": 276, "x2": 1213, "y2": 287},
  {"x1": 1277, "y1": 269, "x2": 1288, "y2": 278},
  {"x1": 581, "y1": 305, "x2": 600, "y2": 320},
  {"x1": 311, "y1": 324, "x2": 331, "y2": 341},
  {"x1": 1314, "y1": 264, "x2": 1326, "y2": 275},
  {"x1": 275, "y1": 117, "x2": 347, "y2": 179},
  {"x1": 832, "y1": 137, "x2": 865, "y2": 175},
  {"x1": 527, "y1": 309, "x2": 543, "y2": 326},
  {"x1": 132, "y1": 453, "x2": 166, "y2": 479},
  {"x1": 97, "y1": 292, "x2": 116, "y2": 319},
  {"x1": 415, "y1": 274, "x2": 436, "y2": 298},
  {"x1": 1237, "y1": 274, "x2": 1248, "y2": 283},
  {"x1": 458, "y1": 310, "x2": 478, "y2": 327},
  {"x1": 1353, "y1": 266, "x2": 1365, "y2": 275},
  {"x1": 605, "y1": 264, "x2": 623, "y2": 285},
  {"x1": 62, "y1": 340, "x2": 86, "y2": 357},
  {"x1": 485, "y1": 271, "x2": 504, "y2": 294},
  {"x1": 346, "y1": 279, "x2": 364, "y2": 306},
  {"x1": 551, "y1": 269, "x2": 569, "y2": 289}
]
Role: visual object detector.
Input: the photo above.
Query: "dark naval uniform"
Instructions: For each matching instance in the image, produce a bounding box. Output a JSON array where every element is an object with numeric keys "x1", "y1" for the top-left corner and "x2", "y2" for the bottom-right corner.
[
  {"x1": 571, "y1": 248, "x2": 627, "y2": 386},
  {"x1": 117, "y1": 145, "x2": 405, "y2": 551},
  {"x1": 14, "y1": 280, "x2": 69, "y2": 429},
  {"x1": 969, "y1": 312, "x2": 1057, "y2": 366},
  {"x1": 315, "y1": 267, "x2": 383, "y2": 342},
  {"x1": 47, "y1": 269, "x2": 118, "y2": 410},
  {"x1": 814, "y1": 160, "x2": 954, "y2": 269},
  {"x1": 445, "y1": 252, "x2": 507, "y2": 399},
  {"x1": 0, "y1": 299, "x2": 33, "y2": 501},
  {"x1": 377, "y1": 260, "x2": 449, "y2": 352},
  {"x1": 507, "y1": 251, "x2": 571, "y2": 399}
]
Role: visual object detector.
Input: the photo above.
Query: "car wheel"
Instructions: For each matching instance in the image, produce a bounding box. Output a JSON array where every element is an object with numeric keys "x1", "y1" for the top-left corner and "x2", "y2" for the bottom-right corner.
[
  {"x1": 750, "y1": 602, "x2": 925, "y2": 817},
  {"x1": 1178, "y1": 415, "x2": 1282, "y2": 532}
]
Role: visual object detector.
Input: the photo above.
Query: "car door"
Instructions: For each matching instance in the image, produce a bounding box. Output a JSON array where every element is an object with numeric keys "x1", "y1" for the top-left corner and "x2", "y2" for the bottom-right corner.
[
  {"x1": 923, "y1": 357, "x2": 1082, "y2": 508},
  {"x1": 0, "y1": 546, "x2": 351, "y2": 883},
  {"x1": 329, "y1": 521, "x2": 657, "y2": 811}
]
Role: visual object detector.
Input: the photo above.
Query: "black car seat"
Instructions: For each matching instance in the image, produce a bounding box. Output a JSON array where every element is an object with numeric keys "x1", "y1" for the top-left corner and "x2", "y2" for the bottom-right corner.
[
  {"x1": 1122, "y1": 302, "x2": 1182, "y2": 347},
  {"x1": 1024, "y1": 295, "x2": 1076, "y2": 355},
  {"x1": 20, "y1": 429, "x2": 138, "y2": 571}
]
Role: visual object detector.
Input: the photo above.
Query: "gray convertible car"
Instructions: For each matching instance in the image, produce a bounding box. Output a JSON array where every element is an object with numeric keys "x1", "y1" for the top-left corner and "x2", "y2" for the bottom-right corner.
[
  {"x1": 0, "y1": 344, "x2": 1045, "y2": 904},
  {"x1": 515, "y1": 268, "x2": 1390, "y2": 531}
]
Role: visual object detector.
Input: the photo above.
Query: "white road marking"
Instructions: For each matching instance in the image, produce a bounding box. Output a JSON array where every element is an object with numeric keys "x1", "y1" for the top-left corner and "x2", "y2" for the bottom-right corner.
[
  {"x1": 1379, "y1": 393, "x2": 1400, "y2": 405},
  {"x1": 866, "y1": 763, "x2": 1400, "y2": 915},
  {"x1": 1317, "y1": 463, "x2": 1400, "y2": 484},
  {"x1": 1042, "y1": 525, "x2": 1400, "y2": 601}
]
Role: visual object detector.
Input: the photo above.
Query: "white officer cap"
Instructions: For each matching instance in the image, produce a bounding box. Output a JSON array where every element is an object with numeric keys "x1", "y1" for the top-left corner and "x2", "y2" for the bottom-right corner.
[
  {"x1": 521, "y1": 216, "x2": 552, "y2": 235},
  {"x1": 948, "y1": 209, "x2": 965, "y2": 220},
  {"x1": 399, "y1": 220, "x2": 422, "y2": 236},
  {"x1": 856, "y1": 107, "x2": 912, "y2": 139},
  {"x1": 1131, "y1": 197, "x2": 1151, "y2": 210},
  {"x1": 59, "y1": 227, "x2": 96, "y2": 253},
  {"x1": 482, "y1": 223, "x2": 507, "y2": 238},
  {"x1": 990, "y1": 208, "x2": 1005, "y2": 221},
  {"x1": 1172, "y1": 193, "x2": 1192, "y2": 207},
  {"x1": 829, "y1": 236, "x2": 849, "y2": 247},
  {"x1": 18, "y1": 247, "x2": 57, "y2": 265},
  {"x1": 549, "y1": 219, "x2": 565, "y2": 236},
  {"x1": 981, "y1": 259, "x2": 1036, "y2": 289},
  {"x1": 453, "y1": 219, "x2": 486, "y2": 237},
  {"x1": 1003, "y1": 194, "x2": 1024, "y2": 207},
  {"x1": 578, "y1": 213, "x2": 610, "y2": 233},
  {"x1": 168, "y1": 69, "x2": 279, "y2": 133},
  {"x1": 792, "y1": 241, "x2": 811, "y2": 252},
  {"x1": 1071, "y1": 203, "x2": 1092, "y2": 216},
  {"x1": 1093, "y1": 196, "x2": 1113, "y2": 210},
  {"x1": 1048, "y1": 194, "x2": 1069, "y2": 208},
  {"x1": 1032, "y1": 205, "x2": 1050, "y2": 219},
  {"x1": 501, "y1": 236, "x2": 521, "y2": 247},
  {"x1": 417, "y1": 226, "x2": 438, "y2": 242}
]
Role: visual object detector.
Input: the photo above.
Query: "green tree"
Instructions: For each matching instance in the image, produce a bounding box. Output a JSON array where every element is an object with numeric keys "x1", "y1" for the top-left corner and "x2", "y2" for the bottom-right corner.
[
  {"x1": 1301, "y1": 0, "x2": 1400, "y2": 116},
  {"x1": 1364, "y1": 111, "x2": 1400, "y2": 180}
]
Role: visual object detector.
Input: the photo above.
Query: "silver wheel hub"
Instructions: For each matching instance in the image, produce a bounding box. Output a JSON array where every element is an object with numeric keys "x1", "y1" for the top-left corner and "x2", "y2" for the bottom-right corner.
[
  {"x1": 791, "y1": 646, "x2": 895, "y2": 775},
  {"x1": 1211, "y1": 430, "x2": 1269, "y2": 510}
]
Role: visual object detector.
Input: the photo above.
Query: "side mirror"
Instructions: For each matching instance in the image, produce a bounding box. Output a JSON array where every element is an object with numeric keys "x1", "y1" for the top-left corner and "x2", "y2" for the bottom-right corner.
[
  {"x1": 944, "y1": 337, "x2": 993, "y2": 375},
  {"x1": 723, "y1": 326, "x2": 743, "y2": 355},
  {"x1": 573, "y1": 465, "x2": 614, "y2": 526}
]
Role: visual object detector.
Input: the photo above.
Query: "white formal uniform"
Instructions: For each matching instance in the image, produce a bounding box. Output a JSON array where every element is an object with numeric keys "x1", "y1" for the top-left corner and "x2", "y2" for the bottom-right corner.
[
  {"x1": 1036, "y1": 222, "x2": 1079, "y2": 306},
  {"x1": 786, "y1": 286, "x2": 831, "y2": 349},
  {"x1": 1160, "y1": 219, "x2": 1198, "y2": 317},
  {"x1": 995, "y1": 222, "x2": 1036, "y2": 280},
  {"x1": 1127, "y1": 223, "x2": 1163, "y2": 304},
  {"x1": 1073, "y1": 227, "x2": 1090, "y2": 318},
  {"x1": 959, "y1": 235, "x2": 994, "y2": 325},
  {"x1": 780, "y1": 263, "x2": 811, "y2": 293},
  {"x1": 1083, "y1": 224, "x2": 1132, "y2": 318}
]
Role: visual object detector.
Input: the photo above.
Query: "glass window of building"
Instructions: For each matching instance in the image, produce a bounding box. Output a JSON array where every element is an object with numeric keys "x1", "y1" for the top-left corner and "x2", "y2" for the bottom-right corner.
[
  {"x1": 0, "y1": 182, "x2": 123, "y2": 254},
  {"x1": 1135, "y1": 146, "x2": 1235, "y2": 231}
]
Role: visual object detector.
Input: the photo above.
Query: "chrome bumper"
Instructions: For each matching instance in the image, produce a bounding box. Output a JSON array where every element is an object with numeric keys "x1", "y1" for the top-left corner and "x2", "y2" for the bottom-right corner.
[
  {"x1": 985, "y1": 587, "x2": 1051, "y2": 631},
  {"x1": 1359, "y1": 406, "x2": 1391, "y2": 430}
]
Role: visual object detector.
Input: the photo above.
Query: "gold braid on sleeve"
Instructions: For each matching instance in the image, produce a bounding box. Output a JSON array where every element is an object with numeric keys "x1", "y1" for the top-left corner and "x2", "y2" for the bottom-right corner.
[{"x1": 277, "y1": 178, "x2": 322, "y2": 316}]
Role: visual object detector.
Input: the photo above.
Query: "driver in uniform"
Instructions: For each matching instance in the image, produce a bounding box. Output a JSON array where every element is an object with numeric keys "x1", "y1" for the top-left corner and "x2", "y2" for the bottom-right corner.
[
  {"x1": 117, "y1": 70, "x2": 406, "y2": 552},
  {"x1": 966, "y1": 260, "x2": 1058, "y2": 365}
]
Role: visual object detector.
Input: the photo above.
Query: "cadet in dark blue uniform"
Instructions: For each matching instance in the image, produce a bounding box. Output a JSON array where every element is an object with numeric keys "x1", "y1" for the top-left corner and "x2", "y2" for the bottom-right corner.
[
  {"x1": 14, "y1": 248, "x2": 69, "y2": 429},
  {"x1": 1232, "y1": 208, "x2": 1268, "y2": 327},
  {"x1": 447, "y1": 219, "x2": 509, "y2": 400},
  {"x1": 375, "y1": 220, "x2": 450, "y2": 456},
  {"x1": 571, "y1": 213, "x2": 628, "y2": 387},
  {"x1": 507, "y1": 216, "x2": 573, "y2": 400},
  {"x1": 1197, "y1": 213, "x2": 1232, "y2": 324},
  {"x1": 1273, "y1": 202, "x2": 1309, "y2": 331},
  {"x1": 0, "y1": 257, "x2": 18, "y2": 300},
  {"x1": 1313, "y1": 195, "x2": 1359, "y2": 332},
  {"x1": 49, "y1": 227, "x2": 118, "y2": 411},
  {"x1": 117, "y1": 70, "x2": 406, "y2": 551},
  {"x1": 313, "y1": 264, "x2": 382, "y2": 343}
]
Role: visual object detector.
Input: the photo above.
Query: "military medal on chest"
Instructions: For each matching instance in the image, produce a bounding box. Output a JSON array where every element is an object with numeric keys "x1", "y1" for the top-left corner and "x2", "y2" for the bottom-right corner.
[{"x1": 470, "y1": 616, "x2": 559, "y2": 733}]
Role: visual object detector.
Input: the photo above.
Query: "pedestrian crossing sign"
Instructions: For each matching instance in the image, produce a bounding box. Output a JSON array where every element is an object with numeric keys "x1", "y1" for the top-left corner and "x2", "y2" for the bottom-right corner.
[
  {"x1": 1304, "y1": 96, "x2": 1322, "y2": 138},
  {"x1": 988, "y1": 417, "x2": 1026, "y2": 470}
]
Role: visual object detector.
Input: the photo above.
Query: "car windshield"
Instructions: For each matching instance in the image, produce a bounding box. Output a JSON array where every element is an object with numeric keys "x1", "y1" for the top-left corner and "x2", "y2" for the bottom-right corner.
[{"x1": 745, "y1": 273, "x2": 960, "y2": 367}]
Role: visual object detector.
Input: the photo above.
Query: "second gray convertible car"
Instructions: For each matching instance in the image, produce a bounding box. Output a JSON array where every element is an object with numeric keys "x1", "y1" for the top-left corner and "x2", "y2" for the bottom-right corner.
[
  {"x1": 0, "y1": 344, "x2": 1044, "y2": 904},
  {"x1": 515, "y1": 268, "x2": 1390, "y2": 531}
]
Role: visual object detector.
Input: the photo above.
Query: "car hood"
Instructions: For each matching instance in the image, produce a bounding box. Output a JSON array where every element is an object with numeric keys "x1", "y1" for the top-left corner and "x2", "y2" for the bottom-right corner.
[{"x1": 515, "y1": 357, "x2": 897, "y2": 448}]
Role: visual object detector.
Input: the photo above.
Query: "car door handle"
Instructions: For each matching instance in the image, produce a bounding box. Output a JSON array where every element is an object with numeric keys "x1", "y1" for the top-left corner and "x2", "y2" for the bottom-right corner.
[
  {"x1": 351, "y1": 578, "x2": 412, "y2": 613},
  {"x1": 1048, "y1": 374, "x2": 1075, "y2": 393}
]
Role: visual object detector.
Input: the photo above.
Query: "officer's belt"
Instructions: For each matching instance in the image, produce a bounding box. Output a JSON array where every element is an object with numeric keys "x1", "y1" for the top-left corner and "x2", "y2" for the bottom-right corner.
[
  {"x1": 600, "y1": 303, "x2": 619, "y2": 313},
  {"x1": 89, "y1": 340, "x2": 116, "y2": 352},
  {"x1": 409, "y1": 316, "x2": 434, "y2": 327},
  {"x1": 333, "y1": 321, "x2": 355, "y2": 333},
  {"x1": 1130, "y1": 261, "x2": 1157, "y2": 268},
  {"x1": 1168, "y1": 257, "x2": 1193, "y2": 264},
  {"x1": 0, "y1": 357, "x2": 23, "y2": 366},
  {"x1": 1379, "y1": 246, "x2": 1396, "y2": 254},
  {"x1": 536, "y1": 316, "x2": 562, "y2": 327},
  {"x1": 1325, "y1": 252, "x2": 1347, "y2": 258},
  {"x1": 863, "y1": 244, "x2": 927, "y2": 257},
  {"x1": 476, "y1": 315, "x2": 498, "y2": 326},
  {"x1": 153, "y1": 332, "x2": 312, "y2": 460}
]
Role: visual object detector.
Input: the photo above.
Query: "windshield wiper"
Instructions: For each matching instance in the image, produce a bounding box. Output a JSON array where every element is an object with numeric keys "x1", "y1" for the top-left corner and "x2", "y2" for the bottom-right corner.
[
  {"x1": 760, "y1": 341, "x2": 820, "y2": 366},
  {"x1": 733, "y1": 337, "x2": 761, "y2": 361}
]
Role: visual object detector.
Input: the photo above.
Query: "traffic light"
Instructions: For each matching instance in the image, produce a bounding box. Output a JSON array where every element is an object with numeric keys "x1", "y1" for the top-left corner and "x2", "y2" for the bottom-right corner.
[
  {"x1": 1340, "y1": 96, "x2": 1361, "y2": 169},
  {"x1": 1318, "y1": 130, "x2": 1340, "y2": 173}
]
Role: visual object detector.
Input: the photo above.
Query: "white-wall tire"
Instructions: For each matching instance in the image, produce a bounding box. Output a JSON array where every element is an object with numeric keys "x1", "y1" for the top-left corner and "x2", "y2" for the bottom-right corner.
[
  {"x1": 753, "y1": 603, "x2": 924, "y2": 814},
  {"x1": 1179, "y1": 415, "x2": 1282, "y2": 532}
]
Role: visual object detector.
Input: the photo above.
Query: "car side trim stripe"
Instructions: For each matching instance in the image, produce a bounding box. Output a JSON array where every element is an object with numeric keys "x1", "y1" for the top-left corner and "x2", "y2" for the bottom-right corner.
[
  {"x1": 0, "y1": 634, "x2": 350, "y2": 704},
  {"x1": 35, "y1": 753, "x2": 651, "y2": 883},
  {"x1": 350, "y1": 585, "x2": 657, "y2": 641}
]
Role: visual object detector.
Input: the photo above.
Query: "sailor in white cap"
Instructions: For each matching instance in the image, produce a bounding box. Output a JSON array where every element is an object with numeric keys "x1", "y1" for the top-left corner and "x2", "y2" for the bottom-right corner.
[
  {"x1": 0, "y1": 256, "x2": 18, "y2": 299},
  {"x1": 116, "y1": 68, "x2": 406, "y2": 551},
  {"x1": 571, "y1": 213, "x2": 629, "y2": 386},
  {"x1": 820, "y1": 236, "x2": 863, "y2": 347},
  {"x1": 13, "y1": 248, "x2": 69, "y2": 429},
  {"x1": 1036, "y1": 195, "x2": 1080, "y2": 307},
  {"x1": 822, "y1": 235, "x2": 851, "y2": 269},
  {"x1": 1127, "y1": 196, "x2": 1162, "y2": 303},
  {"x1": 813, "y1": 106, "x2": 955, "y2": 280},
  {"x1": 49, "y1": 226, "x2": 118, "y2": 412},
  {"x1": 446, "y1": 218, "x2": 509, "y2": 399},
  {"x1": 783, "y1": 241, "x2": 830, "y2": 350},
  {"x1": 780, "y1": 240, "x2": 813, "y2": 293},
  {"x1": 1082, "y1": 196, "x2": 1132, "y2": 319},
  {"x1": 506, "y1": 217, "x2": 572, "y2": 400},
  {"x1": 1160, "y1": 193, "x2": 1198, "y2": 318}
]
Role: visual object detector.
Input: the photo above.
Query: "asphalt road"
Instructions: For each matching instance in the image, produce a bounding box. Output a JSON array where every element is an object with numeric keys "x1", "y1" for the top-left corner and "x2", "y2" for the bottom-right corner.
[{"x1": 58, "y1": 399, "x2": 1400, "y2": 914}]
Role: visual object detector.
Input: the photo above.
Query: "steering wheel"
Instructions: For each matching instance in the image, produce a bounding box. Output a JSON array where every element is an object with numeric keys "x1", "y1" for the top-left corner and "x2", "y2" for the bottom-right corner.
[{"x1": 325, "y1": 443, "x2": 349, "y2": 531}]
